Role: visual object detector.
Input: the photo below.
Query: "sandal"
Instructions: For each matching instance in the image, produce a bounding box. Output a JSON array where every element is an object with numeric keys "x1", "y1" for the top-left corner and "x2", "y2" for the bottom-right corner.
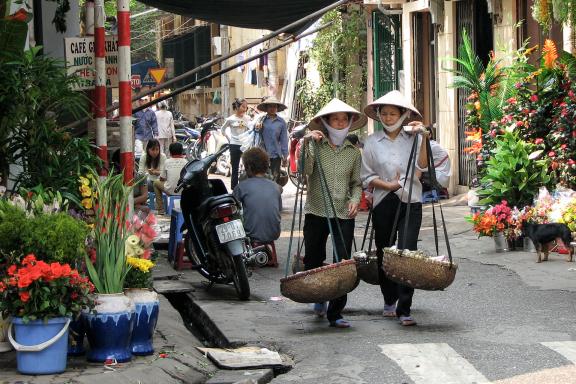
[
  {"x1": 330, "y1": 319, "x2": 351, "y2": 328},
  {"x1": 313, "y1": 302, "x2": 327, "y2": 317},
  {"x1": 399, "y1": 316, "x2": 417, "y2": 326},
  {"x1": 383, "y1": 304, "x2": 397, "y2": 318}
]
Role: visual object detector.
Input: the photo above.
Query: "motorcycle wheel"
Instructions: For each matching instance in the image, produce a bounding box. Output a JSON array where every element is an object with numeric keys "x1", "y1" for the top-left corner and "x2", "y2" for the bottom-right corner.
[{"x1": 231, "y1": 256, "x2": 250, "y2": 300}]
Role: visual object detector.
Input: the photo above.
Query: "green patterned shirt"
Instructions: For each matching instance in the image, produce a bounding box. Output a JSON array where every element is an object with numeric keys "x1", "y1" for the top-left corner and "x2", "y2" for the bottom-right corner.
[{"x1": 302, "y1": 138, "x2": 362, "y2": 219}]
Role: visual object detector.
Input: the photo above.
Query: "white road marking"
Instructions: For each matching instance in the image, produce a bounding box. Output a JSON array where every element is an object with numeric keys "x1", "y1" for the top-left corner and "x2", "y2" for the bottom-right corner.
[
  {"x1": 379, "y1": 343, "x2": 490, "y2": 384},
  {"x1": 542, "y1": 341, "x2": 576, "y2": 363}
]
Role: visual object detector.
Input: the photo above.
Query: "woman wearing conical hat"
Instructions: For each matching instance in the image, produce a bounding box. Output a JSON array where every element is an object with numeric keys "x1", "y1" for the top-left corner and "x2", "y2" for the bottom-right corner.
[
  {"x1": 301, "y1": 98, "x2": 366, "y2": 329},
  {"x1": 361, "y1": 90, "x2": 428, "y2": 327}
]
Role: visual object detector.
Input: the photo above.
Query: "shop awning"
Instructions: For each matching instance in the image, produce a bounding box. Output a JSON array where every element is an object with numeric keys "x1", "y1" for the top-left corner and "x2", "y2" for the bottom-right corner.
[{"x1": 137, "y1": 0, "x2": 338, "y2": 33}]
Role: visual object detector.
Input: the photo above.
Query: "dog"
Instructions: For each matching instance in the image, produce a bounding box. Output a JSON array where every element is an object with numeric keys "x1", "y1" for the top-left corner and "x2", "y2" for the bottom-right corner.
[{"x1": 522, "y1": 221, "x2": 574, "y2": 263}]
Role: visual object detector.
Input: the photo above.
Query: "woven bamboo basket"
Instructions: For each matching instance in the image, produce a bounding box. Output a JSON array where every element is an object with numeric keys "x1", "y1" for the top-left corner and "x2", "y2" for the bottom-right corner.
[
  {"x1": 280, "y1": 259, "x2": 358, "y2": 303},
  {"x1": 382, "y1": 248, "x2": 458, "y2": 291},
  {"x1": 352, "y1": 250, "x2": 380, "y2": 285}
]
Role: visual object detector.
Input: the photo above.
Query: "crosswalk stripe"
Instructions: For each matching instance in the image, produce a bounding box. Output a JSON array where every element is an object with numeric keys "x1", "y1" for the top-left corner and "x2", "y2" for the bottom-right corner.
[
  {"x1": 379, "y1": 343, "x2": 490, "y2": 384},
  {"x1": 541, "y1": 341, "x2": 576, "y2": 363}
]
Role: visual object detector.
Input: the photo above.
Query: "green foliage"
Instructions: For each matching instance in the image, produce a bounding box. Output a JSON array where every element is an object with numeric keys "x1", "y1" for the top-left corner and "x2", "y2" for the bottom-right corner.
[
  {"x1": 296, "y1": 7, "x2": 367, "y2": 120},
  {"x1": 478, "y1": 130, "x2": 551, "y2": 207},
  {"x1": 532, "y1": 0, "x2": 576, "y2": 31},
  {"x1": 21, "y1": 213, "x2": 89, "y2": 266},
  {"x1": 0, "y1": 47, "x2": 101, "y2": 202},
  {"x1": 85, "y1": 172, "x2": 135, "y2": 294},
  {"x1": 0, "y1": 200, "x2": 28, "y2": 263}
]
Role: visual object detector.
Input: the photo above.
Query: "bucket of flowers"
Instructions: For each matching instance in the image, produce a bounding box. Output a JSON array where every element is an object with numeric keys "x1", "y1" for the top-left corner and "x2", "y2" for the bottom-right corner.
[
  {"x1": 467, "y1": 200, "x2": 512, "y2": 252},
  {"x1": 0, "y1": 254, "x2": 94, "y2": 374}
]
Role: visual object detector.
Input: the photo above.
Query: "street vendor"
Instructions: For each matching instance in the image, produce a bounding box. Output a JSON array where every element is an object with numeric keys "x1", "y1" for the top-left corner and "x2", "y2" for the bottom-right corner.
[
  {"x1": 302, "y1": 98, "x2": 366, "y2": 329},
  {"x1": 361, "y1": 90, "x2": 428, "y2": 327}
]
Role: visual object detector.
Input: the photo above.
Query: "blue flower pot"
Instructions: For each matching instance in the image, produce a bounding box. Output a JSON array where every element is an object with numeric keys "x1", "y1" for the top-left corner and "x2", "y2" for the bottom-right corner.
[
  {"x1": 83, "y1": 293, "x2": 135, "y2": 363},
  {"x1": 67, "y1": 315, "x2": 85, "y2": 356},
  {"x1": 9, "y1": 317, "x2": 70, "y2": 375},
  {"x1": 125, "y1": 289, "x2": 160, "y2": 355}
]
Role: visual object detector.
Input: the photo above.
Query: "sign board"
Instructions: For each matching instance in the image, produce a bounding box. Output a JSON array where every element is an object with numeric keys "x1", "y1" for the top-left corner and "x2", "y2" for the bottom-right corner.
[
  {"x1": 149, "y1": 68, "x2": 167, "y2": 84},
  {"x1": 65, "y1": 36, "x2": 119, "y2": 90},
  {"x1": 131, "y1": 74, "x2": 141, "y2": 89}
]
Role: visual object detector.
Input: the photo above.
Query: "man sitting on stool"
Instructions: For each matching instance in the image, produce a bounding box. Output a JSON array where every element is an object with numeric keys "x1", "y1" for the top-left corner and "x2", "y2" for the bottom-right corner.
[
  {"x1": 234, "y1": 147, "x2": 282, "y2": 266},
  {"x1": 153, "y1": 142, "x2": 188, "y2": 214}
]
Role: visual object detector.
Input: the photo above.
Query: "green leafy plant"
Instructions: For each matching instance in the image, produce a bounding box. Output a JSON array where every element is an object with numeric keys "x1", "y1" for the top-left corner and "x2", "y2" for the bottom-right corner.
[
  {"x1": 0, "y1": 254, "x2": 94, "y2": 322},
  {"x1": 85, "y1": 172, "x2": 135, "y2": 294},
  {"x1": 478, "y1": 130, "x2": 550, "y2": 207},
  {"x1": 0, "y1": 200, "x2": 28, "y2": 265},
  {"x1": 21, "y1": 213, "x2": 89, "y2": 266}
]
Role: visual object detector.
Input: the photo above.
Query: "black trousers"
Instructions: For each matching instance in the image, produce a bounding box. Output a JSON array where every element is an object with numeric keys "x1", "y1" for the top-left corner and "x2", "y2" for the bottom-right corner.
[
  {"x1": 303, "y1": 214, "x2": 355, "y2": 323},
  {"x1": 229, "y1": 144, "x2": 242, "y2": 190},
  {"x1": 372, "y1": 193, "x2": 422, "y2": 318},
  {"x1": 269, "y1": 157, "x2": 281, "y2": 183}
]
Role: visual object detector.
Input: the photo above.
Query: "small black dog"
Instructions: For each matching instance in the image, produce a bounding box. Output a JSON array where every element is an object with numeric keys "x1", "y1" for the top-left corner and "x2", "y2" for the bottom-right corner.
[{"x1": 522, "y1": 221, "x2": 574, "y2": 263}]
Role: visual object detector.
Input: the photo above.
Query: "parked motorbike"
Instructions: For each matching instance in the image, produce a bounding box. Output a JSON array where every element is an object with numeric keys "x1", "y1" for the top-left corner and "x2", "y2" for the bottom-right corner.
[
  {"x1": 175, "y1": 144, "x2": 267, "y2": 300},
  {"x1": 189, "y1": 116, "x2": 228, "y2": 161},
  {"x1": 288, "y1": 122, "x2": 308, "y2": 188}
]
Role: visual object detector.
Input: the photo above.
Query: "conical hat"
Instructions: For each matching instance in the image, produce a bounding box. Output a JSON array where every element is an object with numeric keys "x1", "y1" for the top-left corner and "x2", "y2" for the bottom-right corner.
[
  {"x1": 308, "y1": 98, "x2": 367, "y2": 132},
  {"x1": 364, "y1": 90, "x2": 421, "y2": 121},
  {"x1": 257, "y1": 96, "x2": 287, "y2": 112}
]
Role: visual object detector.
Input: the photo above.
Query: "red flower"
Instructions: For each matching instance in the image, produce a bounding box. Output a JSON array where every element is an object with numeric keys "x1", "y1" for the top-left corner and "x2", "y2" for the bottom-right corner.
[
  {"x1": 530, "y1": 94, "x2": 539, "y2": 102},
  {"x1": 561, "y1": 144, "x2": 567, "y2": 149},
  {"x1": 7, "y1": 265, "x2": 17, "y2": 276},
  {"x1": 549, "y1": 151, "x2": 556, "y2": 158},
  {"x1": 19, "y1": 291, "x2": 30, "y2": 302},
  {"x1": 7, "y1": 9, "x2": 29, "y2": 22},
  {"x1": 21, "y1": 254, "x2": 36, "y2": 266}
]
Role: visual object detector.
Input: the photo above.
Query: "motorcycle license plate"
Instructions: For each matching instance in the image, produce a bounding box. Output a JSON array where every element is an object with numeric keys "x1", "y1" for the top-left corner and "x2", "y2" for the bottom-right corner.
[{"x1": 215, "y1": 220, "x2": 246, "y2": 243}]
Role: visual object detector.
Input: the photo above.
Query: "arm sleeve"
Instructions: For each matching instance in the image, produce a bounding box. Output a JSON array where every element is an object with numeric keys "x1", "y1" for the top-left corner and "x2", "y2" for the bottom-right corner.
[
  {"x1": 169, "y1": 113, "x2": 175, "y2": 138},
  {"x1": 220, "y1": 118, "x2": 230, "y2": 134},
  {"x1": 158, "y1": 154, "x2": 166, "y2": 173},
  {"x1": 360, "y1": 140, "x2": 379, "y2": 188},
  {"x1": 280, "y1": 121, "x2": 289, "y2": 157},
  {"x1": 138, "y1": 154, "x2": 146, "y2": 174},
  {"x1": 349, "y1": 151, "x2": 362, "y2": 203},
  {"x1": 302, "y1": 139, "x2": 315, "y2": 176}
]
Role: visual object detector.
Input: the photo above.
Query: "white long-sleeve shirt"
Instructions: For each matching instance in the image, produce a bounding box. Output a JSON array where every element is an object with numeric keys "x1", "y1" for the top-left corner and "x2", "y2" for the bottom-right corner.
[{"x1": 155, "y1": 110, "x2": 175, "y2": 139}]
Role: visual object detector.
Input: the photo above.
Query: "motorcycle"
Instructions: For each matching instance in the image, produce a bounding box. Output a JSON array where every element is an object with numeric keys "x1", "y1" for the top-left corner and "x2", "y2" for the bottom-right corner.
[
  {"x1": 287, "y1": 122, "x2": 308, "y2": 188},
  {"x1": 175, "y1": 144, "x2": 268, "y2": 300},
  {"x1": 189, "y1": 116, "x2": 229, "y2": 162}
]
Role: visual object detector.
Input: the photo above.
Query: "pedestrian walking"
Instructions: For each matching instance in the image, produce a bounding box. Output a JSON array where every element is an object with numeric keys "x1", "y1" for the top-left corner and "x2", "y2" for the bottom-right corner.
[
  {"x1": 221, "y1": 98, "x2": 252, "y2": 189},
  {"x1": 361, "y1": 90, "x2": 428, "y2": 327},
  {"x1": 255, "y1": 96, "x2": 288, "y2": 184},
  {"x1": 134, "y1": 97, "x2": 158, "y2": 157},
  {"x1": 155, "y1": 102, "x2": 176, "y2": 156},
  {"x1": 301, "y1": 98, "x2": 366, "y2": 329}
]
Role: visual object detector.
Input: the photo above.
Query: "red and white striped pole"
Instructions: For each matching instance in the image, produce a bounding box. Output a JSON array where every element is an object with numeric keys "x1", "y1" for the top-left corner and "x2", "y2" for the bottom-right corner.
[
  {"x1": 94, "y1": 0, "x2": 107, "y2": 175},
  {"x1": 117, "y1": 0, "x2": 133, "y2": 185}
]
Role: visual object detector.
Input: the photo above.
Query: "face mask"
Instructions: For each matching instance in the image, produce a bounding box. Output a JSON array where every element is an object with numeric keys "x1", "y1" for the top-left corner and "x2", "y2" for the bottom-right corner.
[
  {"x1": 378, "y1": 109, "x2": 410, "y2": 133},
  {"x1": 321, "y1": 118, "x2": 352, "y2": 146}
]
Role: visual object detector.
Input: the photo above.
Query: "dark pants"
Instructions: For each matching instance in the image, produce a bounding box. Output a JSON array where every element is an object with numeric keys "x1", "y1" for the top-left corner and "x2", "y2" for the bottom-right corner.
[
  {"x1": 372, "y1": 193, "x2": 422, "y2": 318},
  {"x1": 303, "y1": 214, "x2": 355, "y2": 323},
  {"x1": 229, "y1": 144, "x2": 242, "y2": 189},
  {"x1": 269, "y1": 157, "x2": 281, "y2": 183}
]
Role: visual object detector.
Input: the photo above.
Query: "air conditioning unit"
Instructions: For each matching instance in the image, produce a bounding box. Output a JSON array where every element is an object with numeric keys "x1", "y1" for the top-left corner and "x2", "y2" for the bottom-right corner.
[{"x1": 213, "y1": 37, "x2": 222, "y2": 56}]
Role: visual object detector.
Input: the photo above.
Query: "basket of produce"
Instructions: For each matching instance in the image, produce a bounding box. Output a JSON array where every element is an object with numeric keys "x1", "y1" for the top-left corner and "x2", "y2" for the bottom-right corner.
[
  {"x1": 352, "y1": 250, "x2": 380, "y2": 285},
  {"x1": 382, "y1": 248, "x2": 457, "y2": 291},
  {"x1": 280, "y1": 259, "x2": 358, "y2": 303}
]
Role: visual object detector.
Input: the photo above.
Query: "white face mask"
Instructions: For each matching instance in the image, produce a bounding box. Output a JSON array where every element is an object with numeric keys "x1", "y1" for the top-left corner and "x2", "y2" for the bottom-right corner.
[
  {"x1": 378, "y1": 109, "x2": 410, "y2": 133},
  {"x1": 321, "y1": 118, "x2": 352, "y2": 146}
]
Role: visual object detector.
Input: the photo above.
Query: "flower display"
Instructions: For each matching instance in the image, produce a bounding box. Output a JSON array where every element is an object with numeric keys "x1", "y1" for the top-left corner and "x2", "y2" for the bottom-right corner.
[
  {"x1": 78, "y1": 174, "x2": 97, "y2": 210},
  {"x1": 468, "y1": 200, "x2": 512, "y2": 237},
  {"x1": 0, "y1": 254, "x2": 94, "y2": 322},
  {"x1": 124, "y1": 213, "x2": 157, "y2": 289}
]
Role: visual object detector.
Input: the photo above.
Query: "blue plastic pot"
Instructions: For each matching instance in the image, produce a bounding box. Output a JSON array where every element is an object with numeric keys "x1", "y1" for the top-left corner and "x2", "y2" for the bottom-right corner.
[
  {"x1": 83, "y1": 293, "x2": 135, "y2": 363},
  {"x1": 125, "y1": 289, "x2": 160, "y2": 355},
  {"x1": 67, "y1": 316, "x2": 85, "y2": 356},
  {"x1": 9, "y1": 317, "x2": 70, "y2": 375}
]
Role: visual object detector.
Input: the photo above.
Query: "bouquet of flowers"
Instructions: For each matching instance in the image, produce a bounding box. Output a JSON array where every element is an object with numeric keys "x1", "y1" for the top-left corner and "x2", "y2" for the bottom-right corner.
[
  {"x1": 124, "y1": 213, "x2": 157, "y2": 289},
  {"x1": 0, "y1": 254, "x2": 94, "y2": 322},
  {"x1": 468, "y1": 200, "x2": 512, "y2": 237}
]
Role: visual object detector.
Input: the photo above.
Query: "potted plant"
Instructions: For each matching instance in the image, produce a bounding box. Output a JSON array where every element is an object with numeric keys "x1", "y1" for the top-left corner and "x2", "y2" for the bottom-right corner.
[
  {"x1": 83, "y1": 172, "x2": 137, "y2": 363},
  {"x1": 0, "y1": 254, "x2": 93, "y2": 374},
  {"x1": 123, "y1": 212, "x2": 159, "y2": 356},
  {"x1": 468, "y1": 200, "x2": 513, "y2": 252}
]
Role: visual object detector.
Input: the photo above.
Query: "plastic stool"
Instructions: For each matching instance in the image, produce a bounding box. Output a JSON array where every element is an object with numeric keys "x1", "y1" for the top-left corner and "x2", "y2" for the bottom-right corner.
[
  {"x1": 148, "y1": 192, "x2": 156, "y2": 210},
  {"x1": 163, "y1": 194, "x2": 182, "y2": 216},
  {"x1": 422, "y1": 190, "x2": 439, "y2": 203},
  {"x1": 174, "y1": 241, "x2": 191, "y2": 270},
  {"x1": 168, "y1": 208, "x2": 186, "y2": 269}
]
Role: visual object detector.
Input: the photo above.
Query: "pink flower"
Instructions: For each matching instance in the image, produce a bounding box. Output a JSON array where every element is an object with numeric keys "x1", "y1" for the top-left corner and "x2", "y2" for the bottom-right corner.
[
  {"x1": 530, "y1": 94, "x2": 539, "y2": 102},
  {"x1": 535, "y1": 138, "x2": 544, "y2": 145},
  {"x1": 549, "y1": 151, "x2": 556, "y2": 158}
]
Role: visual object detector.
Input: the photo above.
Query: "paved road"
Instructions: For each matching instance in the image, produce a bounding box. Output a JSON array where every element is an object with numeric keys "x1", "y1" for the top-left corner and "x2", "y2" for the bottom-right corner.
[{"x1": 184, "y1": 178, "x2": 576, "y2": 383}]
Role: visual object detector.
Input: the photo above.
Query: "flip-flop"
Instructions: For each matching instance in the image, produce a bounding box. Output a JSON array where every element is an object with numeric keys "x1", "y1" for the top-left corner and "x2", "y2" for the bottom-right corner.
[
  {"x1": 330, "y1": 319, "x2": 351, "y2": 328},
  {"x1": 399, "y1": 316, "x2": 417, "y2": 326},
  {"x1": 383, "y1": 311, "x2": 397, "y2": 318},
  {"x1": 383, "y1": 304, "x2": 397, "y2": 318},
  {"x1": 313, "y1": 302, "x2": 327, "y2": 317}
]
